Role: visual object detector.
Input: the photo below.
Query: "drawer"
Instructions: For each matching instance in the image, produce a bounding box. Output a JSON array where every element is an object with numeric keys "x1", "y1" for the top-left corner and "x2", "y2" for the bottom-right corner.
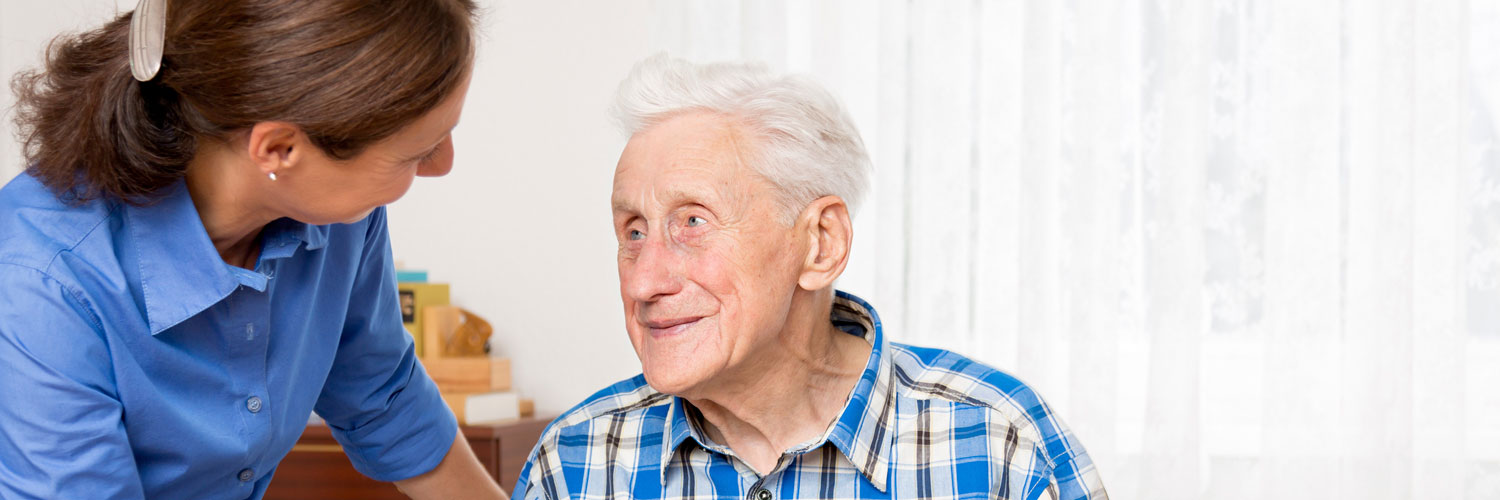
[{"x1": 264, "y1": 418, "x2": 551, "y2": 499}]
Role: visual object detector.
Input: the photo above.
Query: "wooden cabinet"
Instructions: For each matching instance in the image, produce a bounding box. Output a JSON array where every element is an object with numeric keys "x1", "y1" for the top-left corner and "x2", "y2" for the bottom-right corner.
[{"x1": 264, "y1": 418, "x2": 550, "y2": 499}]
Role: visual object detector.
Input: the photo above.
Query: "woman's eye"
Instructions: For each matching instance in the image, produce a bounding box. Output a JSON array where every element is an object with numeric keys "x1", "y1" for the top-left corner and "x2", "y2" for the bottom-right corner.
[
  {"x1": 628, "y1": 229, "x2": 645, "y2": 241},
  {"x1": 686, "y1": 216, "x2": 707, "y2": 227}
]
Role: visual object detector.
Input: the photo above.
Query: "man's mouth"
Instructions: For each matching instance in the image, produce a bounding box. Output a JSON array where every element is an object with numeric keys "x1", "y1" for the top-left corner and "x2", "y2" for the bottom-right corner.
[{"x1": 643, "y1": 316, "x2": 704, "y2": 337}]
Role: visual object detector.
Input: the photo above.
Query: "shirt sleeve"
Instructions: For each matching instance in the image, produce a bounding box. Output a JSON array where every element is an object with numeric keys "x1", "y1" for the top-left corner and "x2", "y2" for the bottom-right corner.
[
  {"x1": 1028, "y1": 404, "x2": 1107, "y2": 500},
  {"x1": 312, "y1": 207, "x2": 459, "y2": 482},
  {"x1": 0, "y1": 264, "x2": 146, "y2": 500}
]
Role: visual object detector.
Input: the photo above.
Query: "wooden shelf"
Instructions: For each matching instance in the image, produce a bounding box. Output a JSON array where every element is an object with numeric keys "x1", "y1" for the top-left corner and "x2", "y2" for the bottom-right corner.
[{"x1": 264, "y1": 417, "x2": 551, "y2": 499}]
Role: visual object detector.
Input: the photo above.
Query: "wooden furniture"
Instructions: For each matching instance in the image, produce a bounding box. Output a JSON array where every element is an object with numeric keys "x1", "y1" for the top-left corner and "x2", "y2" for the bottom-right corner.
[{"x1": 264, "y1": 418, "x2": 551, "y2": 499}]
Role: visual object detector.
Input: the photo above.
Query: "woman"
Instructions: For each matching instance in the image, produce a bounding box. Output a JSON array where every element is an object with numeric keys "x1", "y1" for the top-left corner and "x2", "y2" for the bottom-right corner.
[{"x1": 0, "y1": 1, "x2": 505, "y2": 498}]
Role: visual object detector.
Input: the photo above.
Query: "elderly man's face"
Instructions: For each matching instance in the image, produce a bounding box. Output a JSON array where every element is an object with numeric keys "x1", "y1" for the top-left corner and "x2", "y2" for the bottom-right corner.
[{"x1": 611, "y1": 111, "x2": 807, "y2": 396}]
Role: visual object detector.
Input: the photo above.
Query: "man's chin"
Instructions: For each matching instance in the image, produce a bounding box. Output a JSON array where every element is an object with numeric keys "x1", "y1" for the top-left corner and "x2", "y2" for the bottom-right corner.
[{"x1": 641, "y1": 367, "x2": 708, "y2": 397}]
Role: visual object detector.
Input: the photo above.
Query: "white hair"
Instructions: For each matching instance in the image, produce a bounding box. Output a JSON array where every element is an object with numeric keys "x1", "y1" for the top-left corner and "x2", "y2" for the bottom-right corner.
[{"x1": 610, "y1": 54, "x2": 872, "y2": 223}]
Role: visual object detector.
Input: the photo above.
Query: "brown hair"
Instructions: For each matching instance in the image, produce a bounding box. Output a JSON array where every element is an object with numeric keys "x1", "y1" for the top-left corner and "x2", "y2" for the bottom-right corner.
[{"x1": 10, "y1": 0, "x2": 478, "y2": 204}]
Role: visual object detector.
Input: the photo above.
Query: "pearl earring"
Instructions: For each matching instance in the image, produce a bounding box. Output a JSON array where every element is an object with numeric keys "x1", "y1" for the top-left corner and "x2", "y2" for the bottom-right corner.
[{"x1": 268, "y1": 172, "x2": 278, "y2": 181}]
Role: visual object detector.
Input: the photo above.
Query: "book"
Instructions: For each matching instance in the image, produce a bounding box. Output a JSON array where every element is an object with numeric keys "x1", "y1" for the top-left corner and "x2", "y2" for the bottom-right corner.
[
  {"x1": 397, "y1": 282, "x2": 449, "y2": 357},
  {"x1": 442, "y1": 391, "x2": 534, "y2": 424},
  {"x1": 395, "y1": 269, "x2": 429, "y2": 283}
]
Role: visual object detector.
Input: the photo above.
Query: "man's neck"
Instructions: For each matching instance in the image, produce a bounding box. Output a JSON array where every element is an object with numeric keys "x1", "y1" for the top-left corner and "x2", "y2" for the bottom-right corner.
[{"x1": 684, "y1": 292, "x2": 873, "y2": 476}]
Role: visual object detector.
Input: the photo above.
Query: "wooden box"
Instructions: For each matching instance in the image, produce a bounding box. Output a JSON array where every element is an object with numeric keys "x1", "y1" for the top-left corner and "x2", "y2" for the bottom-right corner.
[{"x1": 422, "y1": 356, "x2": 511, "y2": 394}]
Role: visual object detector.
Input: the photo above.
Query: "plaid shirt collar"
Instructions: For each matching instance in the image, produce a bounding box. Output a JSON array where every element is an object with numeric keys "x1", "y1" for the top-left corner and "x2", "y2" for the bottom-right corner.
[{"x1": 658, "y1": 291, "x2": 898, "y2": 492}]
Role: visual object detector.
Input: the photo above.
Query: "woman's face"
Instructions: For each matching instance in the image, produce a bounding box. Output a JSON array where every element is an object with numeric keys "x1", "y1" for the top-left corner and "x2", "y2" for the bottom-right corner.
[{"x1": 272, "y1": 75, "x2": 472, "y2": 226}]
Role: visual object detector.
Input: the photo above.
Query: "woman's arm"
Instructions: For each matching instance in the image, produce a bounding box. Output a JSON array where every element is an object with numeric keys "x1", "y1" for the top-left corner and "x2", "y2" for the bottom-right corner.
[
  {"x1": 0, "y1": 265, "x2": 146, "y2": 499},
  {"x1": 394, "y1": 432, "x2": 509, "y2": 499},
  {"x1": 315, "y1": 207, "x2": 457, "y2": 478}
]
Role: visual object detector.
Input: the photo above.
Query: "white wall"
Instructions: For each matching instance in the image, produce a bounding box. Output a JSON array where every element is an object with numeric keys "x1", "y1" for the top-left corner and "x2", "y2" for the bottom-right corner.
[
  {"x1": 386, "y1": 0, "x2": 654, "y2": 414},
  {"x1": 0, "y1": 0, "x2": 659, "y2": 415},
  {"x1": 1, "y1": 0, "x2": 137, "y2": 181}
]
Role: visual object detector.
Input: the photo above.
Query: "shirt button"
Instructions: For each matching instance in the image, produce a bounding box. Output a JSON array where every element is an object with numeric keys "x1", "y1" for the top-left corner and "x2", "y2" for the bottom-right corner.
[
  {"x1": 245, "y1": 324, "x2": 255, "y2": 341},
  {"x1": 238, "y1": 468, "x2": 254, "y2": 482},
  {"x1": 756, "y1": 489, "x2": 772, "y2": 500},
  {"x1": 246, "y1": 396, "x2": 263, "y2": 413}
]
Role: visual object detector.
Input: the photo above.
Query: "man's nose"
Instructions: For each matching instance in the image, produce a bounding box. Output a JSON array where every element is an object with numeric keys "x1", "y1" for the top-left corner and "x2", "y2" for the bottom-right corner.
[{"x1": 622, "y1": 236, "x2": 681, "y2": 303}]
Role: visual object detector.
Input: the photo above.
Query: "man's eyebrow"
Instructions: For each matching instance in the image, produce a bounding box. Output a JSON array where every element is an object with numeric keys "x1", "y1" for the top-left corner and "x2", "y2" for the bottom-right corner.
[
  {"x1": 658, "y1": 187, "x2": 715, "y2": 208},
  {"x1": 610, "y1": 187, "x2": 718, "y2": 217}
]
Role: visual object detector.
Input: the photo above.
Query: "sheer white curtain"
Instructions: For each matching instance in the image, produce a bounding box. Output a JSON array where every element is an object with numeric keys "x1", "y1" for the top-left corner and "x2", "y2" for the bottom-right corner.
[{"x1": 646, "y1": 1, "x2": 1500, "y2": 498}]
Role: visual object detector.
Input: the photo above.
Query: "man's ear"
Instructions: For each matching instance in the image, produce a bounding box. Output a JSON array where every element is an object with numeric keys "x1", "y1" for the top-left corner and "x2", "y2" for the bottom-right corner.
[
  {"x1": 797, "y1": 195, "x2": 853, "y2": 291},
  {"x1": 246, "y1": 122, "x2": 307, "y2": 178}
]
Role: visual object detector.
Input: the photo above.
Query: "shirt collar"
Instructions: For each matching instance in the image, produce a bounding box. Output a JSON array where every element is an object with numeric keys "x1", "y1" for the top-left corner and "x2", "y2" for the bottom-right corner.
[
  {"x1": 124, "y1": 181, "x2": 329, "y2": 335},
  {"x1": 661, "y1": 395, "x2": 726, "y2": 464},
  {"x1": 658, "y1": 290, "x2": 896, "y2": 492}
]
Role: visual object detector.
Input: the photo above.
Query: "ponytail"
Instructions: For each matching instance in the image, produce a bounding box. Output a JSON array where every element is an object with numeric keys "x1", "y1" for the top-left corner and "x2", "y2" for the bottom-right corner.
[{"x1": 12, "y1": 14, "x2": 198, "y2": 204}]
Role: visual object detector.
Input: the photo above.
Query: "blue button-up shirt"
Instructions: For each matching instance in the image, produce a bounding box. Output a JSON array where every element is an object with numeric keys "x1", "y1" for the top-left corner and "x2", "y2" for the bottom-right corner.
[
  {"x1": 0, "y1": 174, "x2": 458, "y2": 499},
  {"x1": 513, "y1": 292, "x2": 1109, "y2": 500}
]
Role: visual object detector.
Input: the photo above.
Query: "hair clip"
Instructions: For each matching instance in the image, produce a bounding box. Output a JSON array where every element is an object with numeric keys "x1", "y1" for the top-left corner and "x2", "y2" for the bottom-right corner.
[{"x1": 128, "y1": 0, "x2": 168, "y2": 82}]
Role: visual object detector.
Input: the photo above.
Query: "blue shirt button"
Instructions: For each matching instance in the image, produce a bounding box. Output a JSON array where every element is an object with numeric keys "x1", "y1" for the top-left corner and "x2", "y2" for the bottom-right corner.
[
  {"x1": 246, "y1": 396, "x2": 263, "y2": 413},
  {"x1": 238, "y1": 468, "x2": 254, "y2": 482}
]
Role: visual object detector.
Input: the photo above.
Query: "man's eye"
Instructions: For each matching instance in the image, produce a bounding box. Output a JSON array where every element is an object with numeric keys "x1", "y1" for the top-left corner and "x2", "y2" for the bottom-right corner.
[
  {"x1": 686, "y1": 216, "x2": 706, "y2": 227},
  {"x1": 628, "y1": 229, "x2": 646, "y2": 241}
]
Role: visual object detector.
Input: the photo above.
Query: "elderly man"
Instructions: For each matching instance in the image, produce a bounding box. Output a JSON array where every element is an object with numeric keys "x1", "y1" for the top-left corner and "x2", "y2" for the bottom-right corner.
[{"x1": 513, "y1": 55, "x2": 1108, "y2": 500}]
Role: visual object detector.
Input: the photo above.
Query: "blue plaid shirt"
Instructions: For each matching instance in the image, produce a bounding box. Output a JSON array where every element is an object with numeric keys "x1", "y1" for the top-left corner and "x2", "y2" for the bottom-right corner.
[{"x1": 514, "y1": 291, "x2": 1107, "y2": 500}]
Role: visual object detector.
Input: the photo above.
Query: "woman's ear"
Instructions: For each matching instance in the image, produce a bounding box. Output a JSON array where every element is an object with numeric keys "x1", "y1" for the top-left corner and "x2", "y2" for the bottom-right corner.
[
  {"x1": 246, "y1": 122, "x2": 306, "y2": 178},
  {"x1": 797, "y1": 195, "x2": 854, "y2": 291}
]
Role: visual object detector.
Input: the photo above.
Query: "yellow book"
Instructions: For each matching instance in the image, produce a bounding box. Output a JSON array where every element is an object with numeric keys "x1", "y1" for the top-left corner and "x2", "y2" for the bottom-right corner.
[{"x1": 397, "y1": 282, "x2": 449, "y2": 358}]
